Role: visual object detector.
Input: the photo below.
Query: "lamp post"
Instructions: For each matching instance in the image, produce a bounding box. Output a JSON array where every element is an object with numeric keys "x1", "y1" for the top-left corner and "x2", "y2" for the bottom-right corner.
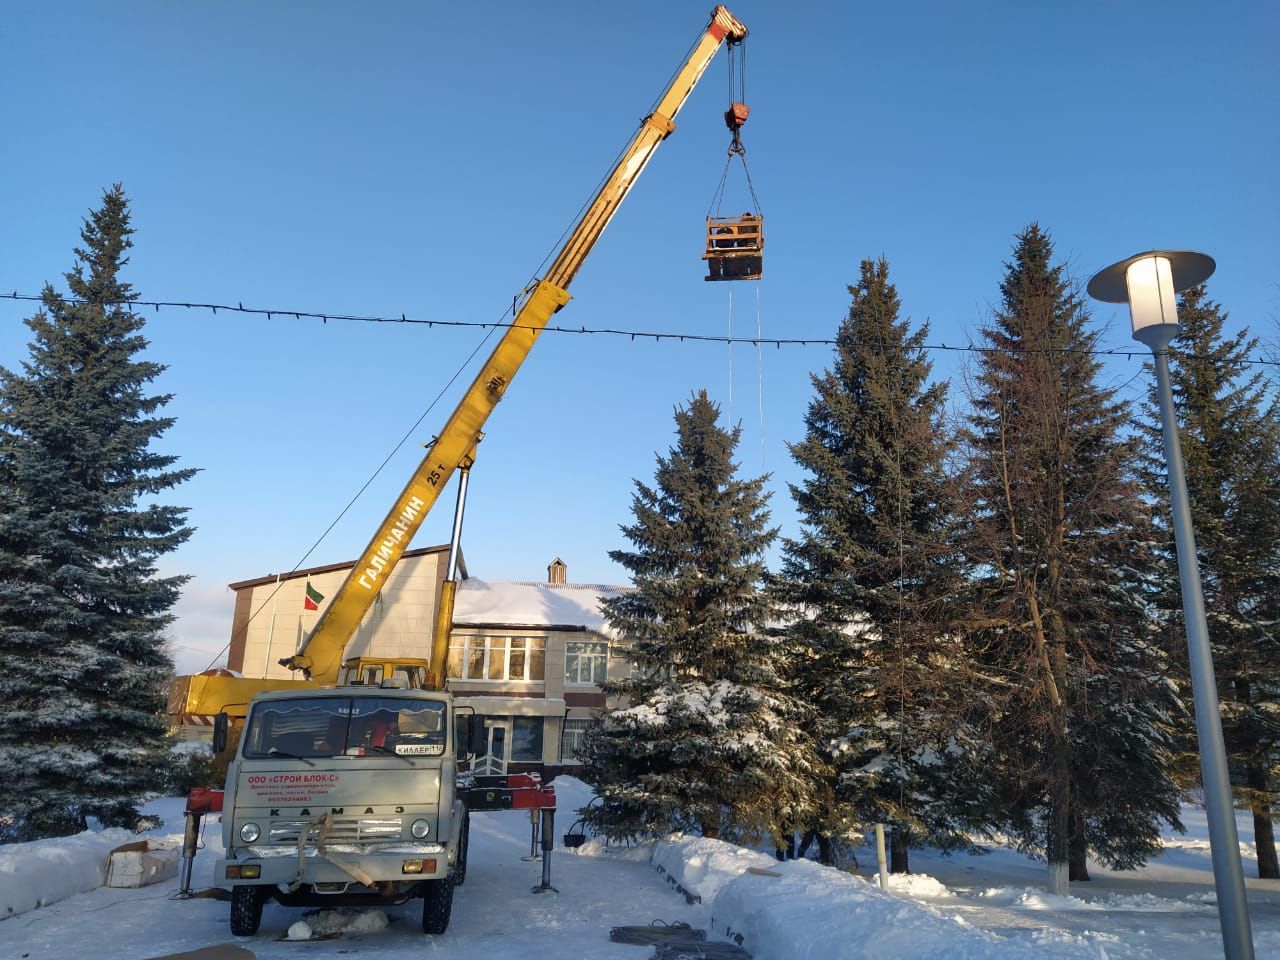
[{"x1": 1088, "y1": 251, "x2": 1254, "y2": 960}]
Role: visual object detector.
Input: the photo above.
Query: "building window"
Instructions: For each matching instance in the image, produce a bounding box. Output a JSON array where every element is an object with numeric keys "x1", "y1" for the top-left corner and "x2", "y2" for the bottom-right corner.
[
  {"x1": 512, "y1": 717, "x2": 544, "y2": 762},
  {"x1": 446, "y1": 635, "x2": 545, "y2": 682},
  {"x1": 564, "y1": 640, "x2": 609, "y2": 685},
  {"x1": 560, "y1": 718, "x2": 595, "y2": 761}
]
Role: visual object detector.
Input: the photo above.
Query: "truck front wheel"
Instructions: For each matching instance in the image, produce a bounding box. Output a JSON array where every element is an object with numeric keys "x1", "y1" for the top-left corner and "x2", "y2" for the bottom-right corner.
[
  {"x1": 455, "y1": 811, "x2": 470, "y2": 887},
  {"x1": 230, "y1": 884, "x2": 267, "y2": 936},
  {"x1": 421, "y1": 874, "x2": 454, "y2": 935}
]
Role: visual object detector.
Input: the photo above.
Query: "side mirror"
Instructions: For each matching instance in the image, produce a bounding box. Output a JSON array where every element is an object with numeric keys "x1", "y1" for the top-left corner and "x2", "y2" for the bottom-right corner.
[
  {"x1": 212, "y1": 713, "x2": 229, "y2": 755},
  {"x1": 467, "y1": 715, "x2": 487, "y2": 757}
]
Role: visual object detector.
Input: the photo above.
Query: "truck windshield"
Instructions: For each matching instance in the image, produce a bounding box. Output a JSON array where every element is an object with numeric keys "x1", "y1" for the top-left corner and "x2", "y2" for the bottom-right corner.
[{"x1": 242, "y1": 696, "x2": 447, "y2": 759}]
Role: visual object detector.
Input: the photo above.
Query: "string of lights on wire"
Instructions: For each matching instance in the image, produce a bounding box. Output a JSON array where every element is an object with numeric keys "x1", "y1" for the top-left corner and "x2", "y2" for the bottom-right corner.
[{"x1": 2, "y1": 290, "x2": 1275, "y2": 368}]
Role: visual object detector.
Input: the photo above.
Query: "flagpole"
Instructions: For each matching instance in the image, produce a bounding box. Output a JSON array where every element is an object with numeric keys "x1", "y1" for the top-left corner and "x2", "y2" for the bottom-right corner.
[{"x1": 264, "y1": 572, "x2": 281, "y2": 677}]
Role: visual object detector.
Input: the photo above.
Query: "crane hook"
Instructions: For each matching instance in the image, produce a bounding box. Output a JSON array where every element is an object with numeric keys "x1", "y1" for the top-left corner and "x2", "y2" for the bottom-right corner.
[{"x1": 724, "y1": 101, "x2": 749, "y2": 156}]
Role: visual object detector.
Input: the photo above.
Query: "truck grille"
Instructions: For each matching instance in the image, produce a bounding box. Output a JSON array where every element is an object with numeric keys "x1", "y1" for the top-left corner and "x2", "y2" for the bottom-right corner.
[{"x1": 267, "y1": 818, "x2": 403, "y2": 843}]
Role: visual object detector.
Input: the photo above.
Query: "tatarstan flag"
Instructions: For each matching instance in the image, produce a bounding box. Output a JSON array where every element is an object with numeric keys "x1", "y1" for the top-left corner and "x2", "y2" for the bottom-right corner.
[{"x1": 304, "y1": 581, "x2": 324, "y2": 611}]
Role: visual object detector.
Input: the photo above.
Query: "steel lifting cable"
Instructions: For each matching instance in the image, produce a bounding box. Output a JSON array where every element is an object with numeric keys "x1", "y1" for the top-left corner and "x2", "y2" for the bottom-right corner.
[
  {"x1": 727, "y1": 287, "x2": 734, "y2": 423},
  {"x1": 756, "y1": 284, "x2": 765, "y2": 472},
  {"x1": 724, "y1": 282, "x2": 768, "y2": 468},
  {"x1": 198, "y1": 30, "x2": 700, "y2": 675},
  {"x1": 198, "y1": 313, "x2": 499, "y2": 672},
  {"x1": 707, "y1": 37, "x2": 760, "y2": 217},
  {"x1": 727, "y1": 31, "x2": 747, "y2": 130},
  {"x1": 727, "y1": 28, "x2": 739, "y2": 104},
  {"x1": 706, "y1": 143, "x2": 762, "y2": 217}
]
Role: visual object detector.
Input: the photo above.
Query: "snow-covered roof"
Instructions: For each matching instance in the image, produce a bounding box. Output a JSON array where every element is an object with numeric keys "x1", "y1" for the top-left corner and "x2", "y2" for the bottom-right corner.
[{"x1": 453, "y1": 578, "x2": 631, "y2": 638}]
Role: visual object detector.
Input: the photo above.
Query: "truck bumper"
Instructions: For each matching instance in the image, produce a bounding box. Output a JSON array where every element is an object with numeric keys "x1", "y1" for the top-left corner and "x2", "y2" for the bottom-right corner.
[{"x1": 217, "y1": 843, "x2": 450, "y2": 890}]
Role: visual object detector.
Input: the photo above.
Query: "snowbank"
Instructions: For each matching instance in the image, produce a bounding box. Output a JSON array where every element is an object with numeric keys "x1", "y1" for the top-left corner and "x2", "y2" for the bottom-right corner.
[
  {"x1": 884, "y1": 870, "x2": 950, "y2": 898},
  {"x1": 0, "y1": 827, "x2": 134, "y2": 919},
  {"x1": 653, "y1": 835, "x2": 1104, "y2": 960},
  {"x1": 6, "y1": 785, "x2": 1273, "y2": 960},
  {"x1": 974, "y1": 885, "x2": 1219, "y2": 914},
  {"x1": 0, "y1": 796, "x2": 188, "y2": 921},
  {"x1": 650, "y1": 835, "x2": 777, "y2": 902}
]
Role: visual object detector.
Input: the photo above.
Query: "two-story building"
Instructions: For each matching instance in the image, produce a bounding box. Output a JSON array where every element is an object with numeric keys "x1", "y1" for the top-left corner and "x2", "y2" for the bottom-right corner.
[
  {"x1": 448, "y1": 560, "x2": 631, "y2": 772},
  {"x1": 222, "y1": 550, "x2": 629, "y2": 773}
]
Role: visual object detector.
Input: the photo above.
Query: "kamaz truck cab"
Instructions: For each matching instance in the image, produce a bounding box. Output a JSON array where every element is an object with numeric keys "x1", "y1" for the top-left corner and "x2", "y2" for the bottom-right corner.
[{"x1": 217, "y1": 685, "x2": 472, "y2": 935}]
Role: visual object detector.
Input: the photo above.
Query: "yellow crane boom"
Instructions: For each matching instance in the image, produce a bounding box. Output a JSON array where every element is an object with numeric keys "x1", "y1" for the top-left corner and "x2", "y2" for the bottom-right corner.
[{"x1": 279, "y1": 6, "x2": 748, "y2": 686}]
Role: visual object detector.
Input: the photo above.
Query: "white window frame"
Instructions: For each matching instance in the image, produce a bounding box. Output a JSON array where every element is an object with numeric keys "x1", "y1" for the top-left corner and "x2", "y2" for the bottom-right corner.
[
  {"x1": 447, "y1": 635, "x2": 545, "y2": 683},
  {"x1": 564, "y1": 639, "x2": 609, "y2": 686}
]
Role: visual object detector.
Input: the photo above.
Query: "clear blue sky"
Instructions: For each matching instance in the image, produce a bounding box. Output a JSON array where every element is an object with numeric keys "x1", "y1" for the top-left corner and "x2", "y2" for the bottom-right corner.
[{"x1": 2, "y1": 2, "x2": 1277, "y2": 674}]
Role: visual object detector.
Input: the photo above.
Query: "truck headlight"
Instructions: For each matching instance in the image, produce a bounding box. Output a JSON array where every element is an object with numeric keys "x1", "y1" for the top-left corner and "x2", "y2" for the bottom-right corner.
[
  {"x1": 240, "y1": 822, "x2": 261, "y2": 843},
  {"x1": 410, "y1": 818, "x2": 431, "y2": 839}
]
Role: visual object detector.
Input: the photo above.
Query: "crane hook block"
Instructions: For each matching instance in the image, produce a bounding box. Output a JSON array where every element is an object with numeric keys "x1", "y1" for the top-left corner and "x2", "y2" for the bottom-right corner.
[{"x1": 724, "y1": 102, "x2": 749, "y2": 131}]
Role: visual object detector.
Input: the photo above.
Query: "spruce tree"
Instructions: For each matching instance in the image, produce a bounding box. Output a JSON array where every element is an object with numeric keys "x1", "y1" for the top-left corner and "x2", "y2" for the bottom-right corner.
[
  {"x1": 0, "y1": 186, "x2": 195, "y2": 840},
  {"x1": 1139, "y1": 285, "x2": 1280, "y2": 879},
  {"x1": 777, "y1": 257, "x2": 981, "y2": 871},
  {"x1": 960, "y1": 224, "x2": 1183, "y2": 893},
  {"x1": 581, "y1": 391, "x2": 817, "y2": 845}
]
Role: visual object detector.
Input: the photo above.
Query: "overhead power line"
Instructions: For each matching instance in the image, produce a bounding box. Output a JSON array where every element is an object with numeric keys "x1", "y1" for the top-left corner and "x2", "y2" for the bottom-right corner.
[{"x1": 3, "y1": 290, "x2": 1276, "y2": 368}]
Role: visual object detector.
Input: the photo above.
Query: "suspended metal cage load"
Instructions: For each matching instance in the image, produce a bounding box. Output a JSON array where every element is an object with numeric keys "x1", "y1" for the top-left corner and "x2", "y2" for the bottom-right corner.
[
  {"x1": 703, "y1": 213, "x2": 763, "y2": 281},
  {"x1": 702, "y1": 33, "x2": 761, "y2": 283}
]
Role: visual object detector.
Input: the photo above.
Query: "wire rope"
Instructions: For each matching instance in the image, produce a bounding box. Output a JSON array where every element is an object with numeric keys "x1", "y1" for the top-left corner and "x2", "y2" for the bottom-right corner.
[
  {"x1": 197, "y1": 306, "x2": 507, "y2": 672},
  {"x1": 756, "y1": 284, "x2": 765, "y2": 472},
  {"x1": 727, "y1": 286, "x2": 734, "y2": 424},
  {"x1": 189, "y1": 56, "x2": 717, "y2": 671},
  {"x1": 707, "y1": 36, "x2": 759, "y2": 218},
  {"x1": 706, "y1": 149, "x2": 761, "y2": 217}
]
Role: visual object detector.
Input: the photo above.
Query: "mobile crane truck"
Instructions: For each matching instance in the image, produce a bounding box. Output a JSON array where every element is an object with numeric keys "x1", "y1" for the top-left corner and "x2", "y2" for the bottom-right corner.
[{"x1": 195, "y1": 5, "x2": 751, "y2": 938}]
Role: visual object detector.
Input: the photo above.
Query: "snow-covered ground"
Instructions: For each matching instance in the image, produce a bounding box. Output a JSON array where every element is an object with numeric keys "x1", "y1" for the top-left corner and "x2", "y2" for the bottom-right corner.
[{"x1": 3, "y1": 777, "x2": 1280, "y2": 959}]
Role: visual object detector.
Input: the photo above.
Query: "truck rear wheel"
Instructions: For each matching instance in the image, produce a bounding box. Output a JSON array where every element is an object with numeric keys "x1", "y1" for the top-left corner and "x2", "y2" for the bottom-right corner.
[
  {"x1": 230, "y1": 884, "x2": 267, "y2": 936},
  {"x1": 421, "y1": 874, "x2": 454, "y2": 935}
]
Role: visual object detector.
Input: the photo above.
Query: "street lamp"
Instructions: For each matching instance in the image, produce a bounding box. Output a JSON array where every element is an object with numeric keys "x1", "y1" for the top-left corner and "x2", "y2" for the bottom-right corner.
[{"x1": 1088, "y1": 251, "x2": 1254, "y2": 960}]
